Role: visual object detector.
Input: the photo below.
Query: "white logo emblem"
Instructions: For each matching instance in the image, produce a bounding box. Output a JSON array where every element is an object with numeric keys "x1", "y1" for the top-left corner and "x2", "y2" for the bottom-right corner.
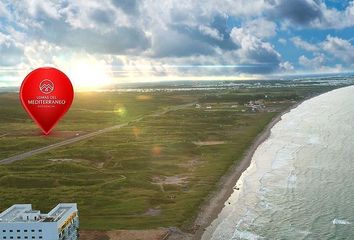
[{"x1": 39, "y1": 79, "x2": 54, "y2": 94}]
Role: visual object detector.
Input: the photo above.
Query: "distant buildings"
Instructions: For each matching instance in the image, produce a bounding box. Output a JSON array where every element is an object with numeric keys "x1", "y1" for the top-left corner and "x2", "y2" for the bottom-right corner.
[
  {"x1": 244, "y1": 100, "x2": 265, "y2": 112},
  {"x1": 0, "y1": 203, "x2": 78, "y2": 240}
]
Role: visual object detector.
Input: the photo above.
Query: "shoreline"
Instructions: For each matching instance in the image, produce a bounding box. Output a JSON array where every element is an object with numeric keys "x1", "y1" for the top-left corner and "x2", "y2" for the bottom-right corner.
[
  {"x1": 187, "y1": 85, "x2": 353, "y2": 240},
  {"x1": 189, "y1": 100, "x2": 305, "y2": 240},
  {"x1": 187, "y1": 85, "x2": 354, "y2": 240}
]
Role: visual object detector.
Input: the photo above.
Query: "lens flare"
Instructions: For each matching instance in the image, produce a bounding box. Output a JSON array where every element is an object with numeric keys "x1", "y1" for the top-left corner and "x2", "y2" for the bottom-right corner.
[
  {"x1": 114, "y1": 105, "x2": 127, "y2": 117},
  {"x1": 151, "y1": 145, "x2": 162, "y2": 156},
  {"x1": 132, "y1": 126, "x2": 141, "y2": 138}
]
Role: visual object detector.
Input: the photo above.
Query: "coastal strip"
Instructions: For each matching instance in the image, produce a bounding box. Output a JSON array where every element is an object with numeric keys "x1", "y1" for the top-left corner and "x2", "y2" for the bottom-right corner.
[
  {"x1": 190, "y1": 100, "x2": 304, "y2": 240},
  {"x1": 189, "y1": 86, "x2": 352, "y2": 240},
  {"x1": 191, "y1": 85, "x2": 354, "y2": 240}
]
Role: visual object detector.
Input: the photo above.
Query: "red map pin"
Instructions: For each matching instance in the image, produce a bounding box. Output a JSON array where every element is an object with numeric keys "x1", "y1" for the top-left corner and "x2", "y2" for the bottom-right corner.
[{"x1": 20, "y1": 67, "x2": 74, "y2": 135}]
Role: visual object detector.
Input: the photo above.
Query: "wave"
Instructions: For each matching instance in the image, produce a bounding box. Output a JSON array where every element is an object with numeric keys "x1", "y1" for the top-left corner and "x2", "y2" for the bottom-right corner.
[
  {"x1": 332, "y1": 219, "x2": 351, "y2": 225},
  {"x1": 232, "y1": 229, "x2": 264, "y2": 240}
]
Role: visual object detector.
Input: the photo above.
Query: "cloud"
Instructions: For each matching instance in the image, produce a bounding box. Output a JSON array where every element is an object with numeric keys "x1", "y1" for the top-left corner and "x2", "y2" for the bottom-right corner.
[
  {"x1": 111, "y1": 0, "x2": 140, "y2": 15},
  {"x1": 278, "y1": 38, "x2": 287, "y2": 45},
  {"x1": 299, "y1": 53, "x2": 326, "y2": 69},
  {"x1": 315, "y1": 1, "x2": 354, "y2": 29},
  {"x1": 150, "y1": 29, "x2": 215, "y2": 58},
  {"x1": 90, "y1": 8, "x2": 116, "y2": 25},
  {"x1": 23, "y1": 40, "x2": 62, "y2": 67},
  {"x1": 269, "y1": 0, "x2": 323, "y2": 26},
  {"x1": 230, "y1": 27, "x2": 281, "y2": 73},
  {"x1": 243, "y1": 18, "x2": 277, "y2": 38},
  {"x1": 291, "y1": 36, "x2": 319, "y2": 52},
  {"x1": 279, "y1": 61, "x2": 294, "y2": 72},
  {"x1": 293, "y1": 35, "x2": 354, "y2": 70},
  {"x1": 22, "y1": 0, "x2": 61, "y2": 20},
  {"x1": 26, "y1": 12, "x2": 151, "y2": 55},
  {"x1": 268, "y1": 0, "x2": 354, "y2": 29},
  {"x1": 322, "y1": 35, "x2": 354, "y2": 63},
  {"x1": 0, "y1": 44, "x2": 24, "y2": 66},
  {"x1": 0, "y1": 1, "x2": 10, "y2": 19},
  {"x1": 198, "y1": 25, "x2": 223, "y2": 41},
  {"x1": 149, "y1": 13, "x2": 239, "y2": 58},
  {"x1": 299, "y1": 54, "x2": 344, "y2": 72},
  {"x1": 0, "y1": 33, "x2": 24, "y2": 66}
]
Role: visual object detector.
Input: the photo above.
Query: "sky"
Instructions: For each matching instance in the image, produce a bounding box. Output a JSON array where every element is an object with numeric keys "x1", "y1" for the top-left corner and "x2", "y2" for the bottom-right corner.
[{"x1": 0, "y1": 0, "x2": 353, "y2": 88}]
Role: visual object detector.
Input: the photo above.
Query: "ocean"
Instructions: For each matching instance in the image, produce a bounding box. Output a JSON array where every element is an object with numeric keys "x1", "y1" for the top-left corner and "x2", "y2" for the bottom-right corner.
[{"x1": 202, "y1": 85, "x2": 354, "y2": 240}]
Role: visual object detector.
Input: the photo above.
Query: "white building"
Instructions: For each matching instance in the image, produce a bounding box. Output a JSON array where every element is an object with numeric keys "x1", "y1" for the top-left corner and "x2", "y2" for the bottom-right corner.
[{"x1": 0, "y1": 203, "x2": 79, "y2": 240}]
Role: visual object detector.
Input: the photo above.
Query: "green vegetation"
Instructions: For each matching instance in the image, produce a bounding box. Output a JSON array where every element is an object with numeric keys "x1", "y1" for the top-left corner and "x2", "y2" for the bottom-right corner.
[
  {"x1": 0, "y1": 84, "x2": 343, "y2": 231},
  {"x1": 0, "y1": 92, "x2": 196, "y2": 159}
]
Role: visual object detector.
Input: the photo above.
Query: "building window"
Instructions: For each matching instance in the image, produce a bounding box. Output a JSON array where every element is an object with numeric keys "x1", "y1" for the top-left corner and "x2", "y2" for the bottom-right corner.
[
  {"x1": 2, "y1": 230, "x2": 6, "y2": 232},
  {"x1": 17, "y1": 230, "x2": 20, "y2": 232},
  {"x1": 24, "y1": 230, "x2": 28, "y2": 232},
  {"x1": 38, "y1": 229, "x2": 42, "y2": 232},
  {"x1": 31, "y1": 230, "x2": 35, "y2": 232},
  {"x1": 9, "y1": 230, "x2": 13, "y2": 232},
  {"x1": 39, "y1": 237, "x2": 43, "y2": 239}
]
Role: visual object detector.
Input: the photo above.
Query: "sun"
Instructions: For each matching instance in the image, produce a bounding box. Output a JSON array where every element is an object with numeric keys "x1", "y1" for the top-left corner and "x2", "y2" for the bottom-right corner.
[{"x1": 65, "y1": 58, "x2": 112, "y2": 90}]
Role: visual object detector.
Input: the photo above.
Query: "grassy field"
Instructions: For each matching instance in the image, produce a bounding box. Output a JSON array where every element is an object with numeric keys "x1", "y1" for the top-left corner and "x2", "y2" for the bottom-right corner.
[
  {"x1": 0, "y1": 92, "x2": 197, "y2": 159},
  {"x1": 0, "y1": 84, "x2": 343, "y2": 231}
]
